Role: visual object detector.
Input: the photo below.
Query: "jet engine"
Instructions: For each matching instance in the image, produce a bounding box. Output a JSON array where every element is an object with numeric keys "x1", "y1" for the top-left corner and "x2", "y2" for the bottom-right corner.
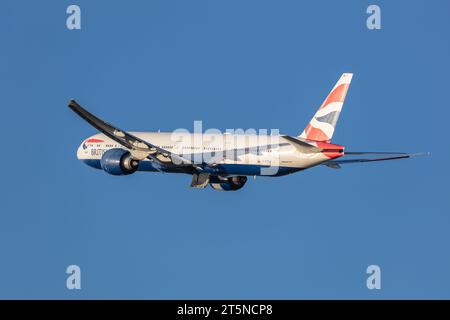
[
  {"x1": 100, "y1": 148, "x2": 139, "y2": 175},
  {"x1": 210, "y1": 176, "x2": 248, "y2": 191}
]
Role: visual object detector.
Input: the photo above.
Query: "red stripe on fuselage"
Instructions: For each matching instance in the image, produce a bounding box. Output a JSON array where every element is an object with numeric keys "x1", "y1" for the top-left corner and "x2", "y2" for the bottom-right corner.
[{"x1": 85, "y1": 138, "x2": 104, "y2": 143}]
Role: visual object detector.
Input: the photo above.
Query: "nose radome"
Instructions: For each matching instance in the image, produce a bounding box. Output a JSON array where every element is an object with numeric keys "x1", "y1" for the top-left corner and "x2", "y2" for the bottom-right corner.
[{"x1": 77, "y1": 140, "x2": 88, "y2": 159}]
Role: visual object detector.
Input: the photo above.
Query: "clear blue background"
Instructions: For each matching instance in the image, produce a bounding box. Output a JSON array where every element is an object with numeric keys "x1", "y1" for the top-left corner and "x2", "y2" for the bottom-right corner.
[{"x1": 0, "y1": 0, "x2": 448, "y2": 299}]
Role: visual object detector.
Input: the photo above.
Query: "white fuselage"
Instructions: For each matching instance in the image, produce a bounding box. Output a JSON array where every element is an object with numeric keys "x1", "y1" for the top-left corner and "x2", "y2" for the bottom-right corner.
[{"x1": 77, "y1": 132, "x2": 335, "y2": 176}]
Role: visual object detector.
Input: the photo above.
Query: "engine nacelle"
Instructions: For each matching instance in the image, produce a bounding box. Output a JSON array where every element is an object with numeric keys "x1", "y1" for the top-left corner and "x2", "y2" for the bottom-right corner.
[
  {"x1": 100, "y1": 148, "x2": 139, "y2": 176},
  {"x1": 210, "y1": 176, "x2": 248, "y2": 191}
]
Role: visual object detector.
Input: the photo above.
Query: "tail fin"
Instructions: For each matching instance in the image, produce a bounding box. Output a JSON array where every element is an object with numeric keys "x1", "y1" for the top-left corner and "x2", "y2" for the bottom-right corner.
[{"x1": 299, "y1": 73, "x2": 353, "y2": 142}]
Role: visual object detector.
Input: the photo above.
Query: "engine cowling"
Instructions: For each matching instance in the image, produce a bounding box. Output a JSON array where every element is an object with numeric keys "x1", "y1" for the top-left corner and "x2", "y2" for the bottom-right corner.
[
  {"x1": 210, "y1": 176, "x2": 248, "y2": 191},
  {"x1": 100, "y1": 148, "x2": 139, "y2": 175}
]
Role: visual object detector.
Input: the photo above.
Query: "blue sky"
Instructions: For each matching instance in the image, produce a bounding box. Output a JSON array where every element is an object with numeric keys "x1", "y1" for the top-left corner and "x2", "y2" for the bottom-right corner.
[{"x1": 0, "y1": 0, "x2": 449, "y2": 299}]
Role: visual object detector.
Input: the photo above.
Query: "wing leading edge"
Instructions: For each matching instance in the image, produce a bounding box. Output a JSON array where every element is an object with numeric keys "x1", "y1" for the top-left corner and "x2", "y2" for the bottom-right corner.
[{"x1": 68, "y1": 99, "x2": 193, "y2": 166}]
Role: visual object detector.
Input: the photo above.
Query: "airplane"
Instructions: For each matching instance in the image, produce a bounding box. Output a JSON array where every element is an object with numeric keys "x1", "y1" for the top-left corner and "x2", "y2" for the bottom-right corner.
[{"x1": 69, "y1": 73, "x2": 426, "y2": 191}]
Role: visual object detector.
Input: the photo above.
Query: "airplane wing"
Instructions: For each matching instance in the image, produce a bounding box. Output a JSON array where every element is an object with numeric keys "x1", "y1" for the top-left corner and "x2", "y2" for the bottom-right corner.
[
  {"x1": 68, "y1": 99, "x2": 193, "y2": 166},
  {"x1": 324, "y1": 152, "x2": 429, "y2": 169}
]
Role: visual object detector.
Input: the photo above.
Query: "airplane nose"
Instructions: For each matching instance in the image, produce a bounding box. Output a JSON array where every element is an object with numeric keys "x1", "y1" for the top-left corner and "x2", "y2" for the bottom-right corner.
[{"x1": 76, "y1": 141, "x2": 88, "y2": 160}]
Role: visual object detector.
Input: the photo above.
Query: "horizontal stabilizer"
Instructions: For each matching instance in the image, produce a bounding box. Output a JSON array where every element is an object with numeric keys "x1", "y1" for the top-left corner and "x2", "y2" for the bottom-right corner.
[{"x1": 324, "y1": 152, "x2": 429, "y2": 166}]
